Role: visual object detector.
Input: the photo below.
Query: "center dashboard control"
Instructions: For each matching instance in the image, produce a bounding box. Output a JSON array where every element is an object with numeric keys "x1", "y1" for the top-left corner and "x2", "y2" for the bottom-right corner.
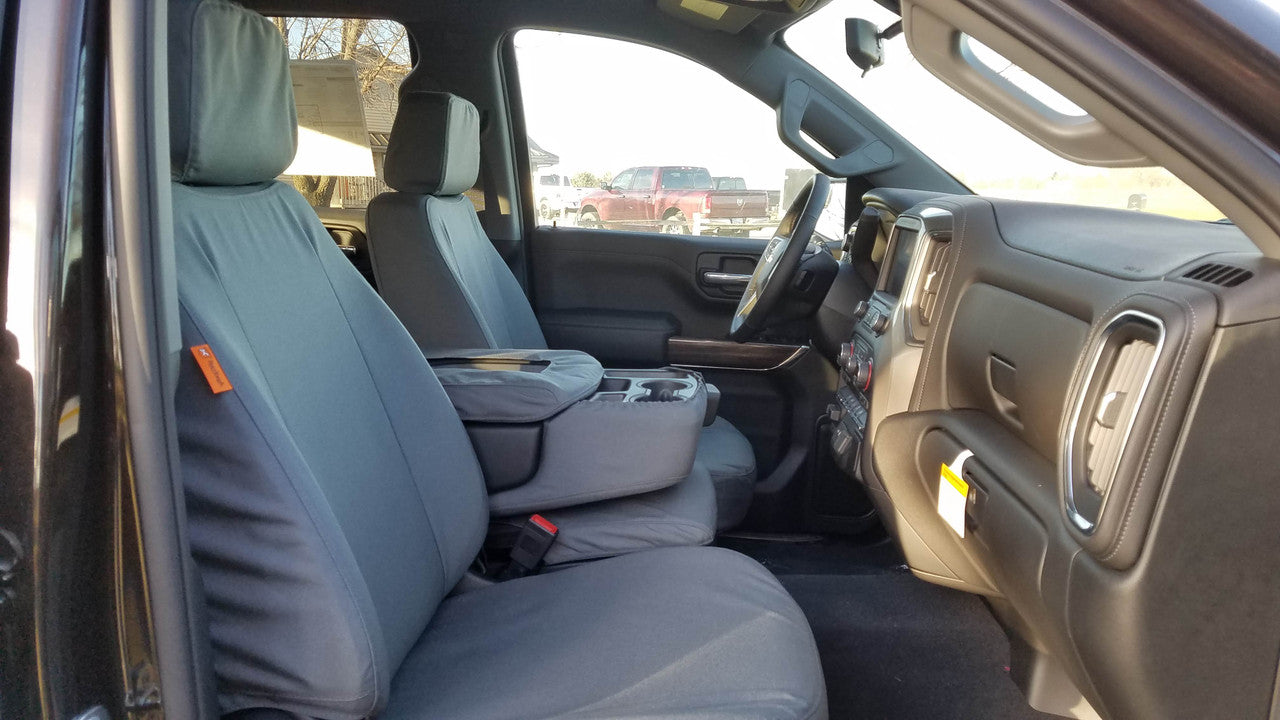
[
  {"x1": 869, "y1": 312, "x2": 890, "y2": 335},
  {"x1": 850, "y1": 358, "x2": 871, "y2": 390}
]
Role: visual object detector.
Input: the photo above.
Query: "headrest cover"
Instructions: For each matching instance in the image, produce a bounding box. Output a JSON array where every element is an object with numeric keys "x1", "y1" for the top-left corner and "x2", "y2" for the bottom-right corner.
[
  {"x1": 384, "y1": 92, "x2": 480, "y2": 196},
  {"x1": 169, "y1": 0, "x2": 298, "y2": 185}
]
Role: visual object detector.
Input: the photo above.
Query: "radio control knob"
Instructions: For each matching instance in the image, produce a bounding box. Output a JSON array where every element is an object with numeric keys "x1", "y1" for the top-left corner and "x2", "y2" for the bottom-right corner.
[
  {"x1": 852, "y1": 301, "x2": 870, "y2": 320},
  {"x1": 852, "y1": 359, "x2": 872, "y2": 390},
  {"x1": 838, "y1": 342, "x2": 853, "y2": 369},
  {"x1": 870, "y1": 313, "x2": 890, "y2": 335}
]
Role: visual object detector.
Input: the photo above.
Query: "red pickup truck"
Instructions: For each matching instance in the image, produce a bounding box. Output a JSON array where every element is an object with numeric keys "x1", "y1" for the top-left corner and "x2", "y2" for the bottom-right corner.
[{"x1": 577, "y1": 166, "x2": 771, "y2": 237}]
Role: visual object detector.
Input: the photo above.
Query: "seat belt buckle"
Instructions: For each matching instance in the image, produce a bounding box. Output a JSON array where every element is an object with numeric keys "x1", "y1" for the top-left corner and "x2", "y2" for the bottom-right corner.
[{"x1": 500, "y1": 514, "x2": 558, "y2": 579}]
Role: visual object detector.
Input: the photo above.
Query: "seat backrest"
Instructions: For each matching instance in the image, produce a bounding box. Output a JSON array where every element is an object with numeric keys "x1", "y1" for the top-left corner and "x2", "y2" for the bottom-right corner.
[
  {"x1": 367, "y1": 91, "x2": 547, "y2": 355},
  {"x1": 168, "y1": 2, "x2": 488, "y2": 717}
]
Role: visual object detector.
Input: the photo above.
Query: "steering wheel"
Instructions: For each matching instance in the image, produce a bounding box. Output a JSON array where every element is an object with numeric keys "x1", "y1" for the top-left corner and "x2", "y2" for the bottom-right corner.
[{"x1": 729, "y1": 174, "x2": 830, "y2": 341}]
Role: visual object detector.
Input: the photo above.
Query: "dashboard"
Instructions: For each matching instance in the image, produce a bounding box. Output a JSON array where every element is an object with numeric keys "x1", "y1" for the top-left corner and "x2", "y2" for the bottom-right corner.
[{"x1": 828, "y1": 190, "x2": 1280, "y2": 720}]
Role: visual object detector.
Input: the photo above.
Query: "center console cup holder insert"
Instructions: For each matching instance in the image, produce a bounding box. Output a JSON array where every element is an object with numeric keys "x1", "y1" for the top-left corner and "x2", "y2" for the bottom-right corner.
[
  {"x1": 597, "y1": 378, "x2": 631, "y2": 393},
  {"x1": 635, "y1": 379, "x2": 692, "y2": 402}
]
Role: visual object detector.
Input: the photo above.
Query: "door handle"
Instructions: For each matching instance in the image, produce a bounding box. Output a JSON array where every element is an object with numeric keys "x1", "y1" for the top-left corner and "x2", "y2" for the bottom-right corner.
[{"x1": 702, "y1": 271, "x2": 751, "y2": 286}]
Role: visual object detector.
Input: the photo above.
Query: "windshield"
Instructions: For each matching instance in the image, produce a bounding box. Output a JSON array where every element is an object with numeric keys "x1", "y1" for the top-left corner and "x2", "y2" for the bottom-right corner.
[
  {"x1": 785, "y1": 1, "x2": 1223, "y2": 221},
  {"x1": 661, "y1": 168, "x2": 714, "y2": 190}
]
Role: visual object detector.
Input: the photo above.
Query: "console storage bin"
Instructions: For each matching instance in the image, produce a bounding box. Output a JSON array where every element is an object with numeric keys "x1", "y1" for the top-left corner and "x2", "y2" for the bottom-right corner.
[{"x1": 430, "y1": 350, "x2": 707, "y2": 515}]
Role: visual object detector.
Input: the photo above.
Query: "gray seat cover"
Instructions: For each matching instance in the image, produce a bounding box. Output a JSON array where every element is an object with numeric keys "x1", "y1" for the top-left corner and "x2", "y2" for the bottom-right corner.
[
  {"x1": 385, "y1": 547, "x2": 827, "y2": 720},
  {"x1": 524, "y1": 461, "x2": 716, "y2": 566},
  {"x1": 367, "y1": 91, "x2": 758, "y2": 529},
  {"x1": 699, "y1": 416, "x2": 760, "y2": 530},
  {"x1": 432, "y1": 348, "x2": 604, "y2": 423},
  {"x1": 169, "y1": 3, "x2": 824, "y2": 718},
  {"x1": 374, "y1": 92, "x2": 547, "y2": 352}
]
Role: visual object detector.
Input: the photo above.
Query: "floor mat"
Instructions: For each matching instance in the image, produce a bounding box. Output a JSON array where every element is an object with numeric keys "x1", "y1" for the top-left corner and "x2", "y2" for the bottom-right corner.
[
  {"x1": 779, "y1": 573, "x2": 1058, "y2": 720},
  {"x1": 717, "y1": 532, "x2": 904, "y2": 576}
]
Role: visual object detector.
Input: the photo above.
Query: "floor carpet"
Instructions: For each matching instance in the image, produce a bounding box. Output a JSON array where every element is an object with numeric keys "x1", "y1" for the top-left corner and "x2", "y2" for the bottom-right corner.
[{"x1": 720, "y1": 535, "x2": 1058, "y2": 720}]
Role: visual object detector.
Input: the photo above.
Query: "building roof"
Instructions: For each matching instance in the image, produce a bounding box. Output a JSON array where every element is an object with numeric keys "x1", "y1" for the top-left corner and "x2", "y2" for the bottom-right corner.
[{"x1": 528, "y1": 137, "x2": 559, "y2": 168}]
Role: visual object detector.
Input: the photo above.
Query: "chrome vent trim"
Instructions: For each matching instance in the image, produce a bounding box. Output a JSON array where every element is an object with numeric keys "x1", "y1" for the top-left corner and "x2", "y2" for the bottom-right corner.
[
  {"x1": 1183, "y1": 262, "x2": 1252, "y2": 287},
  {"x1": 904, "y1": 231, "x2": 953, "y2": 343},
  {"x1": 1064, "y1": 310, "x2": 1166, "y2": 533},
  {"x1": 917, "y1": 240, "x2": 952, "y2": 327}
]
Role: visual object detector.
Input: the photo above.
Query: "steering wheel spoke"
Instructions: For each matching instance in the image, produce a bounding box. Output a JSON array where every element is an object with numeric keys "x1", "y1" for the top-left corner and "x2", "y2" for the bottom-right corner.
[{"x1": 728, "y1": 175, "x2": 830, "y2": 342}]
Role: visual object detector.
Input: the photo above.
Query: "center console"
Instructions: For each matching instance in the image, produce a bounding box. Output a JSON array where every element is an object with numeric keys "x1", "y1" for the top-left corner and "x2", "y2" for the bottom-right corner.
[
  {"x1": 829, "y1": 293, "x2": 890, "y2": 479},
  {"x1": 830, "y1": 208, "x2": 953, "y2": 482},
  {"x1": 430, "y1": 349, "x2": 710, "y2": 517}
]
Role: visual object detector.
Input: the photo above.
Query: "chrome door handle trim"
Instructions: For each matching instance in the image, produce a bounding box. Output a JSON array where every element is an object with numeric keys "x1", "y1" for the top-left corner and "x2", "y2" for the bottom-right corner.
[{"x1": 702, "y1": 271, "x2": 751, "y2": 286}]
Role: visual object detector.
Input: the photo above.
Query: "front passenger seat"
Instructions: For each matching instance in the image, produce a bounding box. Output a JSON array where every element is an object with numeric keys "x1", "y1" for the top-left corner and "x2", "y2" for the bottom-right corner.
[
  {"x1": 367, "y1": 92, "x2": 758, "y2": 530},
  {"x1": 168, "y1": 2, "x2": 827, "y2": 718}
]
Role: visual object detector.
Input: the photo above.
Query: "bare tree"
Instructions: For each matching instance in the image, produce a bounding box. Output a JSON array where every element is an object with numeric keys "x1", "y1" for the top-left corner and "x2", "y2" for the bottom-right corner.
[{"x1": 270, "y1": 17, "x2": 410, "y2": 207}]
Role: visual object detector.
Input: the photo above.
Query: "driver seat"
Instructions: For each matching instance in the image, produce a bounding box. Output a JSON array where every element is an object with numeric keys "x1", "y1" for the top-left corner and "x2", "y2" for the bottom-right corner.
[{"x1": 367, "y1": 91, "x2": 757, "y2": 529}]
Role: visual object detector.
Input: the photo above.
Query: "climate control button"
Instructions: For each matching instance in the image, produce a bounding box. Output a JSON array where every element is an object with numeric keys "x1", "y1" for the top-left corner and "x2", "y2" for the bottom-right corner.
[
  {"x1": 870, "y1": 312, "x2": 890, "y2": 335},
  {"x1": 851, "y1": 358, "x2": 872, "y2": 390}
]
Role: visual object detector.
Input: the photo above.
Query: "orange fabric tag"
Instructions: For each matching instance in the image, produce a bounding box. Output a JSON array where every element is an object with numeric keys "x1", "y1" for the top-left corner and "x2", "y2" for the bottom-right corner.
[{"x1": 190, "y1": 344, "x2": 233, "y2": 394}]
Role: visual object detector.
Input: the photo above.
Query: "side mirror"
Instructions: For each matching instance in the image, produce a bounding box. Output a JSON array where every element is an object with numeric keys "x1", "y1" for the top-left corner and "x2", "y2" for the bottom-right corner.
[
  {"x1": 845, "y1": 18, "x2": 884, "y2": 74},
  {"x1": 600, "y1": 183, "x2": 611, "y2": 190}
]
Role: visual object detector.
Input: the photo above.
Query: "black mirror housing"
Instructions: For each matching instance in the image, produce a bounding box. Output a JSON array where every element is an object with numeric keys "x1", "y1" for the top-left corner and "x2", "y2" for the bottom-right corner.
[{"x1": 845, "y1": 18, "x2": 884, "y2": 73}]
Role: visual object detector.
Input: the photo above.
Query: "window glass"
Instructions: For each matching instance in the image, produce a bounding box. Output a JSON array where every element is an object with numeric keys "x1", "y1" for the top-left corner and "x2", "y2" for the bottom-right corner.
[
  {"x1": 515, "y1": 30, "x2": 841, "y2": 239},
  {"x1": 267, "y1": 18, "x2": 485, "y2": 214},
  {"x1": 784, "y1": 1, "x2": 1224, "y2": 221},
  {"x1": 631, "y1": 168, "x2": 655, "y2": 191},
  {"x1": 610, "y1": 169, "x2": 636, "y2": 191}
]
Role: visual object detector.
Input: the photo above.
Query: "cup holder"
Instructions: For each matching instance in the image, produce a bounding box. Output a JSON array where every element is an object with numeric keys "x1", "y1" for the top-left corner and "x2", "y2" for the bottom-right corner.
[
  {"x1": 636, "y1": 379, "x2": 688, "y2": 402},
  {"x1": 597, "y1": 378, "x2": 631, "y2": 393}
]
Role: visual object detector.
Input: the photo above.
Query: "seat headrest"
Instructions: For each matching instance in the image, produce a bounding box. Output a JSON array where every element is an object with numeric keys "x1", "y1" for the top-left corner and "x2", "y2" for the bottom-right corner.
[
  {"x1": 384, "y1": 92, "x2": 480, "y2": 197},
  {"x1": 169, "y1": 0, "x2": 297, "y2": 185}
]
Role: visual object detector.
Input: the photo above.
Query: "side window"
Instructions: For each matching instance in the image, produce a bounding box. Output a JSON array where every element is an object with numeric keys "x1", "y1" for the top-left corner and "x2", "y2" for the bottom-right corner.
[
  {"x1": 630, "y1": 168, "x2": 655, "y2": 192},
  {"x1": 515, "y1": 30, "x2": 840, "y2": 240},
  {"x1": 610, "y1": 169, "x2": 636, "y2": 191},
  {"x1": 267, "y1": 18, "x2": 484, "y2": 215}
]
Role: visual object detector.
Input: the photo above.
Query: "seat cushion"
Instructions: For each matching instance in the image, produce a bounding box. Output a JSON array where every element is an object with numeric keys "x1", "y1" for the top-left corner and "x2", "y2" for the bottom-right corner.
[
  {"x1": 500, "y1": 462, "x2": 717, "y2": 566},
  {"x1": 384, "y1": 546, "x2": 828, "y2": 720},
  {"x1": 697, "y1": 417, "x2": 758, "y2": 530}
]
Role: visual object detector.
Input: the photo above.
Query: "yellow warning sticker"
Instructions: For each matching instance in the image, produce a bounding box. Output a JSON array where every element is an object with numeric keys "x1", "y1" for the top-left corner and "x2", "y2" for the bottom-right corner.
[
  {"x1": 941, "y1": 463, "x2": 968, "y2": 495},
  {"x1": 938, "y1": 462, "x2": 969, "y2": 538}
]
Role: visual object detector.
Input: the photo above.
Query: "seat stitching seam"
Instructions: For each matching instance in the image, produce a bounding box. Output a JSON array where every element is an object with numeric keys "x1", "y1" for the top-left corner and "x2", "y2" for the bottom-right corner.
[
  {"x1": 306, "y1": 227, "x2": 455, "y2": 579},
  {"x1": 432, "y1": 197, "x2": 502, "y2": 348}
]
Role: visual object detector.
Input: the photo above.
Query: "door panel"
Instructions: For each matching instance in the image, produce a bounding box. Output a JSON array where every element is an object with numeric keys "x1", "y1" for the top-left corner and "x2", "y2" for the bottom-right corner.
[
  {"x1": 529, "y1": 225, "x2": 865, "y2": 535},
  {"x1": 529, "y1": 225, "x2": 764, "y2": 343}
]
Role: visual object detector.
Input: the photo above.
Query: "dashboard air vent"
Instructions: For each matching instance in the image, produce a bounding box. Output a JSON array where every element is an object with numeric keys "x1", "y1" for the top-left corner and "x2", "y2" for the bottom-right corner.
[
  {"x1": 914, "y1": 236, "x2": 953, "y2": 331},
  {"x1": 1083, "y1": 338, "x2": 1156, "y2": 495},
  {"x1": 1183, "y1": 262, "x2": 1252, "y2": 287},
  {"x1": 1065, "y1": 311, "x2": 1164, "y2": 532}
]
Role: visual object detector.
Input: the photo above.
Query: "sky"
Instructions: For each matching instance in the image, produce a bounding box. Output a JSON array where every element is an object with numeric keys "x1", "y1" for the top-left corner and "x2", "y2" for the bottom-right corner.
[
  {"x1": 514, "y1": 29, "x2": 806, "y2": 189},
  {"x1": 513, "y1": 0, "x2": 1101, "y2": 192},
  {"x1": 514, "y1": 0, "x2": 1280, "y2": 199}
]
